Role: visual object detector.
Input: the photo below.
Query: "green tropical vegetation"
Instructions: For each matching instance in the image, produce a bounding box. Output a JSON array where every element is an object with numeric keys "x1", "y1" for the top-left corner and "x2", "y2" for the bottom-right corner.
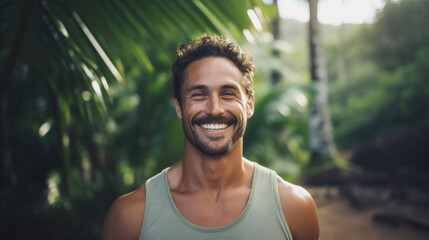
[
  {"x1": 326, "y1": 0, "x2": 429, "y2": 149},
  {"x1": 1, "y1": 0, "x2": 428, "y2": 239}
]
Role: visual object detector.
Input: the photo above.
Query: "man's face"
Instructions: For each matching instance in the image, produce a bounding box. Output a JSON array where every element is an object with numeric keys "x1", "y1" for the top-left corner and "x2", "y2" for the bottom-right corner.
[{"x1": 174, "y1": 57, "x2": 254, "y2": 156}]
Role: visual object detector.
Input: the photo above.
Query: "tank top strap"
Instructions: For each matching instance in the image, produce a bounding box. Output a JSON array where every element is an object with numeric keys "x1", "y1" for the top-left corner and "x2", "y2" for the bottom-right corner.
[
  {"x1": 140, "y1": 168, "x2": 172, "y2": 239},
  {"x1": 250, "y1": 162, "x2": 293, "y2": 239}
]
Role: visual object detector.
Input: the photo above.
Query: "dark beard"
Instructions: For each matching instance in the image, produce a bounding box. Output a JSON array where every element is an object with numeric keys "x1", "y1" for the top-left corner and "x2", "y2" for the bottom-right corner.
[{"x1": 182, "y1": 114, "x2": 245, "y2": 156}]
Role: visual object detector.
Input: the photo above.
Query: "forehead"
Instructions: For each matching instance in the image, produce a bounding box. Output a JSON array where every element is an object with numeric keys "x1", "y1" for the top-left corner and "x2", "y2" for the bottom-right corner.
[{"x1": 183, "y1": 57, "x2": 245, "y2": 92}]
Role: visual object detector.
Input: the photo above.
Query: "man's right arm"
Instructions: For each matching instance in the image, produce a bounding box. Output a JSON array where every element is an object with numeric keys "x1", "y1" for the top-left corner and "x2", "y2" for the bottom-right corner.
[{"x1": 103, "y1": 186, "x2": 146, "y2": 240}]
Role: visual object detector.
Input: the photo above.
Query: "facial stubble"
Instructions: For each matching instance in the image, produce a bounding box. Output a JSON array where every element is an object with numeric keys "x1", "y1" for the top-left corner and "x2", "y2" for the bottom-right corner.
[{"x1": 181, "y1": 113, "x2": 246, "y2": 156}]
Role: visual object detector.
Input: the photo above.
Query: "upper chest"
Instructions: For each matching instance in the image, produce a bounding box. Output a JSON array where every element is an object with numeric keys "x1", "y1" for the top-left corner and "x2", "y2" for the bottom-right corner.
[{"x1": 170, "y1": 186, "x2": 251, "y2": 228}]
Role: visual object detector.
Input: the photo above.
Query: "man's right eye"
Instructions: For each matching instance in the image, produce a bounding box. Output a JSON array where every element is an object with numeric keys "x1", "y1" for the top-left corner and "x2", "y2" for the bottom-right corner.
[{"x1": 191, "y1": 92, "x2": 206, "y2": 99}]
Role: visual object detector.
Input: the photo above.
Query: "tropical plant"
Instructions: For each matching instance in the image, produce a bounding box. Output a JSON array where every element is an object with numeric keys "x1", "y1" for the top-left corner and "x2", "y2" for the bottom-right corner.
[
  {"x1": 327, "y1": 0, "x2": 429, "y2": 149},
  {"x1": 241, "y1": 40, "x2": 313, "y2": 181},
  {"x1": 0, "y1": 0, "x2": 278, "y2": 239}
]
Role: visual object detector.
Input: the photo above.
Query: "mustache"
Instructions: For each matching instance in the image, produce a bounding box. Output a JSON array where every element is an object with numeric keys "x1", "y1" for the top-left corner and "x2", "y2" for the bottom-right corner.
[{"x1": 192, "y1": 115, "x2": 237, "y2": 125}]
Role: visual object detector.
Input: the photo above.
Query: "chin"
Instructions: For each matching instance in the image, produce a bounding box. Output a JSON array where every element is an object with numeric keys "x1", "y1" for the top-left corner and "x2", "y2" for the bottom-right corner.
[{"x1": 195, "y1": 140, "x2": 236, "y2": 157}]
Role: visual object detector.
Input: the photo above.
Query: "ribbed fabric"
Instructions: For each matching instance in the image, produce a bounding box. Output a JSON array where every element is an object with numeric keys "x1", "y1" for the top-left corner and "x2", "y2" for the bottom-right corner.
[{"x1": 139, "y1": 162, "x2": 293, "y2": 240}]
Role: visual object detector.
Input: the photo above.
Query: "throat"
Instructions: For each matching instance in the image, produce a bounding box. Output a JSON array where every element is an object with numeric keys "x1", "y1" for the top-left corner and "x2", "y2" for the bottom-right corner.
[{"x1": 167, "y1": 160, "x2": 256, "y2": 228}]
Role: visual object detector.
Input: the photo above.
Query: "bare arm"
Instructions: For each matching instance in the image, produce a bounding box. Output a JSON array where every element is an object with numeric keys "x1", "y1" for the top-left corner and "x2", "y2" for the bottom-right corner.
[
  {"x1": 103, "y1": 186, "x2": 146, "y2": 240},
  {"x1": 278, "y1": 177, "x2": 320, "y2": 240}
]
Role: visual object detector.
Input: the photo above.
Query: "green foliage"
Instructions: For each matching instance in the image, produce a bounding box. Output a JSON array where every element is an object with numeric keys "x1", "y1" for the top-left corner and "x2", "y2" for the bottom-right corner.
[
  {"x1": 371, "y1": 0, "x2": 429, "y2": 70},
  {"x1": 328, "y1": 0, "x2": 429, "y2": 149},
  {"x1": 1, "y1": 1, "x2": 296, "y2": 239},
  {"x1": 245, "y1": 82, "x2": 311, "y2": 181},
  {"x1": 242, "y1": 42, "x2": 313, "y2": 181}
]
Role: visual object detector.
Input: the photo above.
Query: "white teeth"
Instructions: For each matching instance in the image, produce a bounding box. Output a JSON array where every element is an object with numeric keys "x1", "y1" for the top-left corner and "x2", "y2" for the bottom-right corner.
[{"x1": 201, "y1": 123, "x2": 228, "y2": 130}]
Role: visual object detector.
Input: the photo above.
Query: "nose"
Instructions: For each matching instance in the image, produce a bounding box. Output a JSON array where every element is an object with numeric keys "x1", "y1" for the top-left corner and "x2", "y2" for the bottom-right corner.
[{"x1": 205, "y1": 95, "x2": 224, "y2": 116}]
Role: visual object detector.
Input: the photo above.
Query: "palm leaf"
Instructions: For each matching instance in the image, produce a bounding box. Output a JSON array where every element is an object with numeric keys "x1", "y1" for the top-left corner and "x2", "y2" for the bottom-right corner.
[{"x1": 1, "y1": 0, "x2": 273, "y2": 124}]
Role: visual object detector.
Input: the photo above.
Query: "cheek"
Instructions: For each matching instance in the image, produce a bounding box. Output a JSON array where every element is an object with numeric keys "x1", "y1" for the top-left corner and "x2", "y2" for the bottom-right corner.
[
  {"x1": 185, "y1": 104, "x2": 201, "y2": 116},
  {"x1": 233, "y1": 103, "x2": 248, "y2": 120},
  {"x1": 182, "y1": 105, "x2": 201, "y2": 124}
]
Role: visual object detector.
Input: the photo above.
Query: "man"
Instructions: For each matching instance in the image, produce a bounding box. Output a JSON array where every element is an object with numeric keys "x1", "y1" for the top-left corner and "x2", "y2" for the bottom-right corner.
[{"x1": 103, "y1": 35, "x2": 320, "y2": 240}]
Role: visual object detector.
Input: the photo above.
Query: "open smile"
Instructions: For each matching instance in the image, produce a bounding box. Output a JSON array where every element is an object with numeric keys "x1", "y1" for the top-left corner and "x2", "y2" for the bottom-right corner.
[
  {"x1": 200, "y1": 123, "x2": 230, "y2": 130},
  {"x1": 192, "y1": 115, "x2": 237, "y2": 132}
]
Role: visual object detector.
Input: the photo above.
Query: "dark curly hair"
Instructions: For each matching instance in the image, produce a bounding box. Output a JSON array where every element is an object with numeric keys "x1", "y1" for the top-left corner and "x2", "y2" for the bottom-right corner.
[{"x1": 172, "y1": 35, "x2": 255, "y2": 105}]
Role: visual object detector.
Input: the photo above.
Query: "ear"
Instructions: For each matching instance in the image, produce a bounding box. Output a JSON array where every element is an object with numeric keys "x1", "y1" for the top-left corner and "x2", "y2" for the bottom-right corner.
[
  {"x1": 174, "y1": 98, "x2": 183, "y2": 119},
  {"x1": 246, "y1": 95, "x2": 255, "y2": 119}
]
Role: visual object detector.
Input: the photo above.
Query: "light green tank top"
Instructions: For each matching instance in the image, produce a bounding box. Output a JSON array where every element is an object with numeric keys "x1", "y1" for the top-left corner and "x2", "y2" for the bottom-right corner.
[{"x1": 139, "y1": 162, "x2": 293, "y2": 240}]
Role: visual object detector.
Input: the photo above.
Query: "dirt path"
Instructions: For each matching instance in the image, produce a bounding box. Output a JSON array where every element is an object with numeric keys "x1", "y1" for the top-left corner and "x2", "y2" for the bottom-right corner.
[{"x1": 307, "y1": 187, "x2": 429, "y2": 240}]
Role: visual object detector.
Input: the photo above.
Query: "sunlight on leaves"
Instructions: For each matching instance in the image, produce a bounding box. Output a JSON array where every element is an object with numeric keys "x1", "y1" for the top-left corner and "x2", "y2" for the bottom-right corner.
[
  {"x1": 247, "y1": 9, "x2": 263, "y2": 31},
  {"x1": 72, "y1": 12, "x2": 123, "y2": 84},
  {"x1": 81, "y1": 90, "x2": 91, "y2": 101},
  {"x1": 47, "y1": 172, "x2": 61, "y2": 205},
  {"x1": 243, "y1": 29, "x2": 255, "y2": 43},
  {"x1": 38, "y1": 120, "x2": 53, "y2": 137},
  {"x1": 119, "y1": 160, "x2": 134, "y2": 186}
]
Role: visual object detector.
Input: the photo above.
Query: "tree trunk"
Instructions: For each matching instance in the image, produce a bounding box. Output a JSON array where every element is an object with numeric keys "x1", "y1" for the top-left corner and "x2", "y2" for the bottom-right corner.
[
  {"x1": 337, "y1": 0, "x2": 346, "y2": 84},
  {"x1": 0, "y1": 0, "x2": 37, "y2": 97},
  {"x1": 1, "y1": 94, "x2": 17, "y2": 187},
  {"x1": 272, "y1": 0, "x2": 280, "y2": 56},
  {"x1": 271, "y1": 0, "x2": 281, "y2": 85},
  {"x1": 308, "y1": 0, "x2": 336, "y2": 164}
]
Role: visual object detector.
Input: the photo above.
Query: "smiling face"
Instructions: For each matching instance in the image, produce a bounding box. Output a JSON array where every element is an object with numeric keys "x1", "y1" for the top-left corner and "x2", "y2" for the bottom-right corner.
[{"x1": 174, "y1": 57, "x2": 254, "y2": 156}]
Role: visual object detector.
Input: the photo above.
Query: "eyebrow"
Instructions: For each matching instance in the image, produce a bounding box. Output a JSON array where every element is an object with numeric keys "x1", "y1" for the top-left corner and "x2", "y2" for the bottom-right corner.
[
  {"x1": 220, "y1": 84, "x2": 240, "y2": 91},
  {"x1": 186, "y1": 85, "x2": 207, "y2": 94},
  {"x1": 185, "y1": 84, "x2": 240, "y2": 94}
]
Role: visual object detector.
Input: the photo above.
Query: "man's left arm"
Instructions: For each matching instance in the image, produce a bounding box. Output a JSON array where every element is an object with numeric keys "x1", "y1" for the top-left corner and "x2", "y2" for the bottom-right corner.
[{"x1": 277, "y1": 177, "x2": 320, "y2": 240}]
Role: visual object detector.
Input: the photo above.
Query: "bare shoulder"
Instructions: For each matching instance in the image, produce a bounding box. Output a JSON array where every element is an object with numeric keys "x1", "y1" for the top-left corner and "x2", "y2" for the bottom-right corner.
[
  {"x1": 277, "y1": 176, "x2": 320, "y2": 240},
  {"x1": 103, "y1": 185, "x2": 146, "y2": 240}
]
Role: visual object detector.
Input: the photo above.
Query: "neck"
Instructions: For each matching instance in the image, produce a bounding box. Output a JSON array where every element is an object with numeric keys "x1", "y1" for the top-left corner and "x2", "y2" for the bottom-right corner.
[{"x1": 177, "y1": 138, "x2": 248, "y2": 192}]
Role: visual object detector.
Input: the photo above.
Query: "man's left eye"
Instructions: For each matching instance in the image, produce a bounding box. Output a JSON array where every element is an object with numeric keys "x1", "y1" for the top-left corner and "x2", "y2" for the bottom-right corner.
[{"x1": 222, "y1": 91, "x2": 235, "y2": 97}]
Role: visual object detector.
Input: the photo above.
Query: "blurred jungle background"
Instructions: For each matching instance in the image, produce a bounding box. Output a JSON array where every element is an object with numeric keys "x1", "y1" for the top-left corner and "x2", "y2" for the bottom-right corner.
[{"x1": 1, "y1": 0, "x2": 428, "y2": 239}]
